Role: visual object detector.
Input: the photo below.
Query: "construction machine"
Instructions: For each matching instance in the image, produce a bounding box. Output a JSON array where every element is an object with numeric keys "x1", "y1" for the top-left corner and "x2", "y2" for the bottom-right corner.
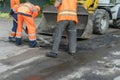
[
  {"x1": 110, "y1": 0, "x2": 120, "y2": 28},
  {"x1": 78, "y1": 0, "x2": 120, "y2": 30},
  {"x1": 37, "y1": 0, "x2": 120, "y2": 39}
]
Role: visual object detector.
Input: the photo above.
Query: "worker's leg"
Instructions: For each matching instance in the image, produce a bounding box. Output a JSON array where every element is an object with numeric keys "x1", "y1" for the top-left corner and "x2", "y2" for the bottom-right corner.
[
  {"x1": 68, "y1": 21, "x2": 77, "y2": 55},
  {"x1": 9, "y1": 13, "x2": 17, "y2": 41},
  {"x1": 12, "y1": 13, "x2": 17, "y2": 33},
  {"x1": 24, "y1": 16, "x2": 37, "y2": 47},
  {"x1": 16, "y1": 14, "x2": 23, "y2": 45},
  {"x1": 46, "y1": 21, "x2": 68, "y2": 58}
]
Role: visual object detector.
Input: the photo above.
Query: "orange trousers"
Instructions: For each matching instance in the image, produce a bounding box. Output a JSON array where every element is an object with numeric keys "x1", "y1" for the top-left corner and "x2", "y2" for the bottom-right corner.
[{"x1": 16, "y1": 14, "x2": 36, "y2": 41}]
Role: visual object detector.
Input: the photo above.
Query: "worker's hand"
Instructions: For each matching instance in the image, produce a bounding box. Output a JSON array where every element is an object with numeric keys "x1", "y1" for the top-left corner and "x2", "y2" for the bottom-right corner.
[{"x1": 54, "y1": 0, "x2": 61, "y2": 7}]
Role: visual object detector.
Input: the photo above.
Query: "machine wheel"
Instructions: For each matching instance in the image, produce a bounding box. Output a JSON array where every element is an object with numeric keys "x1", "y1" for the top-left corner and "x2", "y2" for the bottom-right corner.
[
  {"x1": 113, "y1": 19, "x2": 120, "y2": 28},
  {"x1": 93, "y1": 9, "x2": 109, "y2": 34}
]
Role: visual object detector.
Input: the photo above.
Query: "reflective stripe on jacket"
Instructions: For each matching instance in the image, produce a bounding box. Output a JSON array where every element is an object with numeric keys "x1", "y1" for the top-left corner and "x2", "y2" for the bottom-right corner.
[
  {"x1": 57, "y1": 0, "x2": 78, "y2": 23},
  {"x1": 18, "y1": 2, "x2": 39, "y2": 18},
  {"x1": 12, "y1": 4, "x2": 23, "y2": 13}
]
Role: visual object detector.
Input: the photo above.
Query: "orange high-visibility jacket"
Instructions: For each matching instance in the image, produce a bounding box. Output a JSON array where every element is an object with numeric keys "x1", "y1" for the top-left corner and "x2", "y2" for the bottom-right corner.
[
  {"x1": 10, "y1": 0, "x2": 20, "y2": 8},
  {"x1": 18, "y1": 2, "x2": 39, "y2": 18},
  {"x1": 57, "y1": 0, "x2": 78, "y2": 23},
  {"x1": 12, "y1": 4, "x2": 23, "y2": 13}
]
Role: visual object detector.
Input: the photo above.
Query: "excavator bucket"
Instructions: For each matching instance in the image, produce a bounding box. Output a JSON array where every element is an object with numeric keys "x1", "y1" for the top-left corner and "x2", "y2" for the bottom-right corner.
[{"x1": 38, "y1": 5, "x2": 92, "y2": 39}]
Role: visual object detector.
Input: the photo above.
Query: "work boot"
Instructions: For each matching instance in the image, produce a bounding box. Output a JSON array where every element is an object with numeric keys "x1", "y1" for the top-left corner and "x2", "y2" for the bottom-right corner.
[
  {"x1": 68, "y1": 51, "x2": 76, "y2": 56},
  {"x1": 8, "y1": 37, "x2": 16, "y2": 42},
  {"x1": 29, "y1": 40, "x2": 39, "y2": 48},
  {"x1": 46, "y1": 52, "x2": 57, "y2": 58},
  {"x1": 16, "y1": 38, "x2": 22, "y2": 45}
]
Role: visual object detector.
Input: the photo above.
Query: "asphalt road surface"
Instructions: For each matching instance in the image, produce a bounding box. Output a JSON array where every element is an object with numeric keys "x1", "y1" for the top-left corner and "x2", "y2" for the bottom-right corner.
[{"x1": 1, "y1": 18, "x2": 120, "y2": 80}]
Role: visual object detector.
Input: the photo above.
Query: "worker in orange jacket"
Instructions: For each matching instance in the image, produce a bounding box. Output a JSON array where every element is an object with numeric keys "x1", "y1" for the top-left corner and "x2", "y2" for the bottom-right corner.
[
  {"x1": 16, "y1": 2, "x2": 40, "y2": 48},
  {"x1": 46, "y1": 0, "x2": 78, "y2": 58},
  {"x1": 9, "y1": 0, "x2": 21, "y2": 41}
]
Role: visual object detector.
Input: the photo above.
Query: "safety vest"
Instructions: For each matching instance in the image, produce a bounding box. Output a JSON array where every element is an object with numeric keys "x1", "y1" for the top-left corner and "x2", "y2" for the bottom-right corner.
[
  {"x1": 10, "y1": 0, "x2": 20, "y2": 8},
  {"x1": 57, "y1": 0, "x2": 78, "y2": 23},
  {"x1": 18, "y1": 2, "x2": 39, "y2": 18},
  {"x1": 12, "y1": 4, "x2": 23, "y2": 13}
]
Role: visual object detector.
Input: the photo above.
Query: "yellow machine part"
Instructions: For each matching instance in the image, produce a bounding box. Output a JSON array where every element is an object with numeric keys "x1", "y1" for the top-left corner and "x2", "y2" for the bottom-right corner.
[{"x1": 77, "y1": 0, "x2": 98, "y2": 13}]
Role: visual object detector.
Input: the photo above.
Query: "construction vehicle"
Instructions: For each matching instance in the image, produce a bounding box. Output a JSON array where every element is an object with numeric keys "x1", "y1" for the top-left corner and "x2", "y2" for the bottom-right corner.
[
  {"x1": 111, "y1": 0, "x2": 120, "y2": 28},
  {"x1": 37, "y1": 0, "x2": 120, "y2": 39}
]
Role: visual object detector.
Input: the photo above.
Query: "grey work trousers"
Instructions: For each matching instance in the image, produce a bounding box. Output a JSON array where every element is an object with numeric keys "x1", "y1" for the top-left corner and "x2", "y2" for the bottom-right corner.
[{"x1": 51, "y1": 20, "x2": 77, "y2": 54}]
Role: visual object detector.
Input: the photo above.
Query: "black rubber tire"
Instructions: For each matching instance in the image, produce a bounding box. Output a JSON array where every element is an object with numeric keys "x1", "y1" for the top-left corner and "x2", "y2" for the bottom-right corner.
[
  {"x1": 93, "y1": 9, "x2": 109, "y2": 35},
  {"x1": 113, "y1": 19, "x2": 120, "y2": 28}
]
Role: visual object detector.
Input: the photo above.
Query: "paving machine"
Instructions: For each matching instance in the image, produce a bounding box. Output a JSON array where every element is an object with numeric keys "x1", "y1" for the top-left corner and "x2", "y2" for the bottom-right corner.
[{"x1": 38, "y1": 0, "x2": 120, "y2": 39}]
